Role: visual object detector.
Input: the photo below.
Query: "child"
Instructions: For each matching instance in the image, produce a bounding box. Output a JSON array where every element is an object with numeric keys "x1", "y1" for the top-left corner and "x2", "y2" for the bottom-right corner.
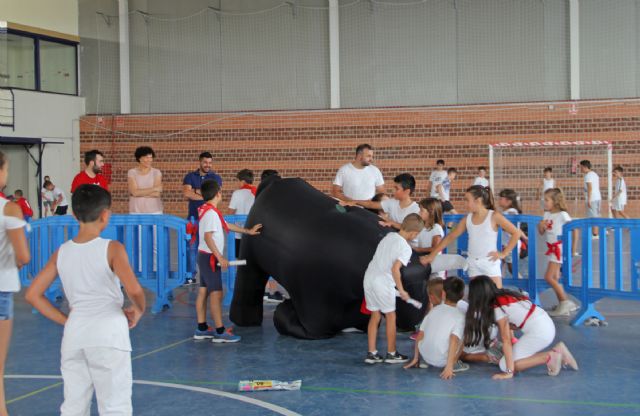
[
  {"x1": 353, "y1": 173, "x2": 420, "y2": 229},
  {"x1": 420, "y1": 185, "x2": 523, "y2": 288},
  {"x1": 414, "y1": 198, "x2": 466, "y2": 278},
  {"x1": 610, "y1": 166, "x2": 628, "y2": 219},
  {"x1": 363, "y1": 214, "x2": 424, "y2": 364},
  {"x1": 463, "y1": 276, "x2": 578, "y2": 379},
  {"x1": 405, "y1": 277, "x2": 469, "y2": 379},
  {"x1": 13, "y1": 190, "x2": 33, "y2": 222},
  {"x1": 539, "y1": 167, "x2": 555, "y2": 210},
  {"x1": 229, "y1": 169, "x2": 257, "y2": 256},
  {"x1": 25, "y1": 184, "x2": 145, "y2": 414},
  {"x1": 580, "y1": 160, "x2": 601, "y2": 237},
  {"x1": 41, "y1": 175, "x2": 54, "y2": 217},
  {"x1": 539, "y1": 188, "x2": 578, "y2": 316},
  {"x1": 44, "y1": 180, "x2": 69, "y2": 216},
  {"x1": 193, "y1": 179, "x2": 262, "y2": 342},
  {"x1": 473, "y1": 166, "x2": 489, "y2": 187},
  {"x1": 497, "y1": 189, "x2": 522, "y2": 277},
  {"x1": 436, "y1": 168, "x2": 458, "y2": 215},
  {"x1": 0, "y1": 151, "x2": 30, "y2": 415},
  {"x1": 427, "y1": 159, "x2": 447, "y2": 199}
]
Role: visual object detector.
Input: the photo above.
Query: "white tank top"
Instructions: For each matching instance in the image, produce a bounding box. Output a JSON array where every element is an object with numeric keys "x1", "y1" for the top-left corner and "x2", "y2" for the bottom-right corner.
[
  {"x1": 57, "y1": 237, "x2": 131, "y2": 352},
  {"x1": 0, "y1": 198, "x2": 27, "y2": 292},
  {"x1": 542, "y1": 178, "x2": 555, "y2": 193},
  {"x1": 466, "y1": 210, "x2": 497, "y2": 259}
]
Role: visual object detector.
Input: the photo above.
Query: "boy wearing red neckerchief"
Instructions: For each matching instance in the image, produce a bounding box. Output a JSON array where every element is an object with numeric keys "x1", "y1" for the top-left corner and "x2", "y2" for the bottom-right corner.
[
  {"x1": 229, "y1": 169, "x2": 257, "y2": 257},
  {"x1": 193, "y1": 179, "x2": 262, "y2": 343}
]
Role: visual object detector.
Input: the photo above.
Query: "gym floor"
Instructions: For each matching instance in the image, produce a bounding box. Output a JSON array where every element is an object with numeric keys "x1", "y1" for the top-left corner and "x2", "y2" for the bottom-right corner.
[{"x1": 4, "y1": 286, "x2": 640, "y2": 415}]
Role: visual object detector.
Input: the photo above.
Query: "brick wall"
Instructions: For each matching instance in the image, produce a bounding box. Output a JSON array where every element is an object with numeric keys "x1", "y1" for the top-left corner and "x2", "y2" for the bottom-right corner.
[{"x1": 79, "y1": 100, "x2": 640, "y2": 218}]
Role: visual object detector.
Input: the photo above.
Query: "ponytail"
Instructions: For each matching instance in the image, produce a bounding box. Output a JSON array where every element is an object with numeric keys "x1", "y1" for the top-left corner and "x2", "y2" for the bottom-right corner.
[
  {"x1": 498, "y1": 189, "x2": 522, "y2": 214},
  {"x1": 466, "y1": 185, "x2": 495, "y2": 210}
]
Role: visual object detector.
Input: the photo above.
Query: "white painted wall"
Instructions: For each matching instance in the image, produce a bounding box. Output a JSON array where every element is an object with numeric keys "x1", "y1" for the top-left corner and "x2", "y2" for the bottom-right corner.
[
  {"x1": 0, "y1": 0, "x2": 79, "y2": 36},
  {"x1": 0, "y1": 89, "x2": 85, "y2": 217}
]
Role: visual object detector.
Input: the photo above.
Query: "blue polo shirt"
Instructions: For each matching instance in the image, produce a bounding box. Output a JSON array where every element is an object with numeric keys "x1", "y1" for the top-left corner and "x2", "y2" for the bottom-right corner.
[{"x1": 183, "y1": 170, "x2": 223, "y2": 220}]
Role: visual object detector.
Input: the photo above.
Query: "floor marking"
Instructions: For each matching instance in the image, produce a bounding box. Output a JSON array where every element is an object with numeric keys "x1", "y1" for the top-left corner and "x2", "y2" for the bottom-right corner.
[
  {"x1": 5, "y1": 375, "x2": 301, "y2": 416},
  {"x1": 131, "y1": 337, "x2": 192, "y2": 361}
]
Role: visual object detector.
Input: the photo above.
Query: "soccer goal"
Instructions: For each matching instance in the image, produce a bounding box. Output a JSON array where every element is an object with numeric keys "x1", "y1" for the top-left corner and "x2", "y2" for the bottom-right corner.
[{"x1": 489, "y1": 140, "x2": 612, "y2": 218}]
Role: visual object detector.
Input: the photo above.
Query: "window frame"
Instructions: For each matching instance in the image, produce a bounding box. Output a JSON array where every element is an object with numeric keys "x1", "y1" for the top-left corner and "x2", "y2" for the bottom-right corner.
[{"x1": 5, "y1": 28, "x2": 78, "y2": 96}]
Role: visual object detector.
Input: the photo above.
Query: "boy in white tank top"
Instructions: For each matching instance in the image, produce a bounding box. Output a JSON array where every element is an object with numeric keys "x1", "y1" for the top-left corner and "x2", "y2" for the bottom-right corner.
[{"x1": 26, "y1": 185, "x2": 146, "y2": 415}]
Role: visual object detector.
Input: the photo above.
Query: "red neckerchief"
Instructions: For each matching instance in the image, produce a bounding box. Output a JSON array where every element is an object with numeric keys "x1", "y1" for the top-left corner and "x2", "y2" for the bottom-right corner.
[
  {"x1": 198, "y1": 202, "x2": 229, "y2": 233},
  {"x1": 241, "y1": 184, "x2": 257, "y2": 196},
  {"x1": 545, "y1": 241, "x2": 562, "y2": 261},
  {"x1": 494, "y1": 295, "x2": 536, "y2": 329}
]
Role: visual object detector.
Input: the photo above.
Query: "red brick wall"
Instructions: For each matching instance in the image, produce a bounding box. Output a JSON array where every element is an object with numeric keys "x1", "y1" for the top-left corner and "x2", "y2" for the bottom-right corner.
[{"x1": 79, "y1": 100, "x2": 640, "y2": 218}]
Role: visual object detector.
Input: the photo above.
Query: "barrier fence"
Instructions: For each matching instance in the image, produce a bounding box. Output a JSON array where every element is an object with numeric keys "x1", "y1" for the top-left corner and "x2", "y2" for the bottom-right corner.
[{"x1": 19, "y1": 214, "x2": 639, "y2": 323}]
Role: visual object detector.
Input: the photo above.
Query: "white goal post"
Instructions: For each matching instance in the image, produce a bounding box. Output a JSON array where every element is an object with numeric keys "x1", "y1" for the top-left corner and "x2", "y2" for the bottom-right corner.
[{"x1": 489, "y1": 140, "x2": 613, "y2": 218}]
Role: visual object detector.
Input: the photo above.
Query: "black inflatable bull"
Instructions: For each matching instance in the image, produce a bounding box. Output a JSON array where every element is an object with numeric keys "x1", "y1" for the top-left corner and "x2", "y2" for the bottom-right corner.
[{"x1": 229, "y1": 176, "x2": 431, "y2": 339}]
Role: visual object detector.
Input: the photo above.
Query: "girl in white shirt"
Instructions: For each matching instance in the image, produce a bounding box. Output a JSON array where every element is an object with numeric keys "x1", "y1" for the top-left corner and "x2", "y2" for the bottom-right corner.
[
  {"x1": 421, "y1": 185, "x2": 522, "y2": 289},
  {"x1": 538, "y1": 188, "x2": 578, "y2": 317},
  {"x1": 0, "y1": 151, "x2": 30, "y2": 414},
  {"x1": 610, "y1": 166, "x2": 628, "y2": 219},
  {"x1": 414, "y1": 198, "x2": 466, "y2": 278},
  {"x1": 464, "y1": 276, "x2": 578, "y2": 379},
  {"x1": 497, "y1": 189, "x2": 522, "y2": 278}
]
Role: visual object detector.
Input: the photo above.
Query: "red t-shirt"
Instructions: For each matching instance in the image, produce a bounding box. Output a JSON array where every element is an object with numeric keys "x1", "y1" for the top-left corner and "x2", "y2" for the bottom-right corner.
[
  {"x1": 16, "y1": 197, "x2": 33, "y2": 217},
  {"x1": 71, "y1": 171, "x2": 109, "y2": 193}
]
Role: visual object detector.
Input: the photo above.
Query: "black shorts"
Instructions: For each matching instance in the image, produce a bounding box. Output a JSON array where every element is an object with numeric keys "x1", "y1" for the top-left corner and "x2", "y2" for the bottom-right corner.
[
  {"x1": 198, "y1": 252, "x2": 222, "y2": 293},
  {"x1": 55, "y1": 205, "x2": 68, "y2": 215},
  {"x1": 442, "y1": 200, "x2": 454, "y2": 213}
]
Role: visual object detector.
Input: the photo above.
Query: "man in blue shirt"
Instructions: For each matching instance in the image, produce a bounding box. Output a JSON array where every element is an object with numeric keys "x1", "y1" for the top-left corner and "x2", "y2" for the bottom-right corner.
[
  {"x1": 183, "y1": 152, "x2": 223, "y2": 221},
  {"x1": 183, "y1": 152, "x2": 223, "y2": 282}
]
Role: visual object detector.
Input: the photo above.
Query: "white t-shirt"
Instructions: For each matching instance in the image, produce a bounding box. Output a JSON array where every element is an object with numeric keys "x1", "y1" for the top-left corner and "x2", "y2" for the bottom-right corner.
[
  {"x1": 494, "y1": 296, "x2": 545, "y2": 330},
  {"x1": 584, "y1": 171, "x2": 601, "y2": 202},
  {"x1": 418, "y1": 304, "x2": 465, "y2": 367},
  {"x1": 414, "y1": 224, "x2": 444, "y2": 249},
  {"x1": 198, "y1": 209, "x2": 225, "y2": 254},
  {"x1": 52, "y1": 186, "x2": 68, "y2": 207},
  {"x1": 363, "y1": 232, "x2": 413, "y2": 288},
  {"x1": 429, "y1": 170, "x2": 448, "y2": 198},
  {"x1": 41, "y1": 187, "x2": 54, "y2": 202},
  {"x1": 0, "y1": 198, "x2": 27, "y2": 292},
  {"x1": 380, "y1": 198, "x2": 420, "y2": 224},
  {"x1": 333, "y1": 163, "x2": 384, "y2": 201},
  {"x1": 543, "y1": 211, "x2": 572, "y2": 243},
  {"x1": 614, "y1": 177, "x2": 627, "y2": 205},
  {"x1": 473, "y1": 177, "x2": 489, "y2": 187},
  {"x1": 542, "y1": 178, "x2": 555, "y2": 194},
  {"x1": 229, "y1": 189, "x2": 255, "y2": 240},
  {"x1": 57, "y1": 238, "x2": 131, "y2": 352},
  {"x1": 438, "y1": 177, "x2": 452, "y2": 201}
]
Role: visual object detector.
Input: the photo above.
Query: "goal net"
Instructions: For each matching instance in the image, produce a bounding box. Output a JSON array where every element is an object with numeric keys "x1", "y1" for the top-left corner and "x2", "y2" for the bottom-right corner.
[{"x1": 490, "y1": 140, "x2": 613, "y2": 218}]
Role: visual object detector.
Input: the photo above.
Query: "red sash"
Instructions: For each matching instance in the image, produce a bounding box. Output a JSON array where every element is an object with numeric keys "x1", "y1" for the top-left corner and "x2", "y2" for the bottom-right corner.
[
  {"x1": 545, "y1": 241, "x2": 562, "y2": 261},
  {"x1": 241, "y1": 184, "x2": 257, "y2": 196},
  {"x1": 198, "y1": 203, "x2": 229, "y2": 233},
  {"x1": 495, "y1": 295, "x2": 536, "y2": 329}
]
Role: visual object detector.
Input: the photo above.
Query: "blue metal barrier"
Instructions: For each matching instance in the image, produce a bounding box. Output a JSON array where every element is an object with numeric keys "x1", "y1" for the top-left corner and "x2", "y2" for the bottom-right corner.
[
  {"x1": 443, "y1": 213, "x2": 543, "y2": 301},
  {"x1": 19, "y1": 214, "x2": 193, "y2": 314},
  {"x1": 561, "y1": 218, "x2": 640, "y2": 326}
]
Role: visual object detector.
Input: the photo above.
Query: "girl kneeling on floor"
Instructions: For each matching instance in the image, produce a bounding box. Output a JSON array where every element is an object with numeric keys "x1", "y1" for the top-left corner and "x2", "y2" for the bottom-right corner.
[{"x1": 463, "y1": 276, "x2": 579, "y2": 380}]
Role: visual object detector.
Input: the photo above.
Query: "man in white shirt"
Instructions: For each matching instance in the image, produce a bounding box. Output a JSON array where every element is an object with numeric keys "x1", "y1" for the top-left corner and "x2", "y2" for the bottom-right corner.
[
  {"x1": 580, "y1": 160, "x2": 601, "y2": 237},
  {"x1": 427, "y1": 159, "x2": 447, "y2": 198},
  {"x1": 332, "y1": 144, "x2": 385, "y2": 201}
]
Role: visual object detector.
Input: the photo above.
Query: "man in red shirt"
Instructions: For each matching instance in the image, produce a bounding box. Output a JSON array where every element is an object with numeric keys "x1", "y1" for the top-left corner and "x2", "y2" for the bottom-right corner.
[
  {"x1": 71, "y1": 150, "x2": 109, "y2": 193},
  {"x1": 13, "y1": 189, "x2": 33, "y2": 221}
]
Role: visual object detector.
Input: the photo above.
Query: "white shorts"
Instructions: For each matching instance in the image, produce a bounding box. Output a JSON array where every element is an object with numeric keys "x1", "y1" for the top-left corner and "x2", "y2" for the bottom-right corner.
[
  {"x1": 61, "y1": 347, "x2": 132, "y2": 416},
  {"x1": 546, "y1": 244, "x2": 563, "y2": 265},
  {"x1": 586, "y1": 200, "x2": 601, "y2": 218},
  {"x1": 467, "y1": 256, "x2": 502, "y2": 278},
  {"x1": 364, "y1": 279, "x2": 395, "y2": 314},
  {"x1": 611, "y1": 199, "x2": 626, "y2": 212},
  {"x1": 498, "y1": 313, "x2": 556, "y2": 372}
]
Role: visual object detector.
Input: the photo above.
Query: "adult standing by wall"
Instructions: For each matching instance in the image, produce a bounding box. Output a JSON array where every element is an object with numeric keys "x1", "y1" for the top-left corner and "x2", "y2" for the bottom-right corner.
[
  {"x1": 183, "y1": 152, "x2": 223, "y2": 221},
  {"x1": 71, "y1": 150, "x2": 109, "y2": 193},
  {"x1": 580, "y1": 159, "x2": 601, "y2": 238},
  {"x1": 332, "y1": 144, "x2": 385, "y2": 201},
  {"x1": 128, "y1": 146, "x2": 163, "y2": 215}
]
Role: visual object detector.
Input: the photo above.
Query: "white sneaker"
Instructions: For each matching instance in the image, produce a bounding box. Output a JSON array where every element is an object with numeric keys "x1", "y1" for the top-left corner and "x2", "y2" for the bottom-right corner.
[
  {"x1": 553, "y1": 342, "x2": 579, "y2": 371},
  {"x1": 548, "y1": 301, "x2": 574, "y2": 317},
  {"x1": 567, "y1": 300, "x2": 579, "y2": 312},
  {"x1": 547, "y1": 351, "x2": 563, "y2": 376}
]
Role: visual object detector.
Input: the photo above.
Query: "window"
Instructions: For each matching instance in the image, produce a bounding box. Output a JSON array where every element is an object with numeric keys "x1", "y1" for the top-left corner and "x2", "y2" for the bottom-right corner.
[
  {"x1": 39, "y1": 40, "x2": 77, "y2": 94},
  {"x1": 2, "y1": 33, "x2": 35, "y2": 90},
  {"x1": 0, "y1": 31, "x2": 77, "y2": 95}
]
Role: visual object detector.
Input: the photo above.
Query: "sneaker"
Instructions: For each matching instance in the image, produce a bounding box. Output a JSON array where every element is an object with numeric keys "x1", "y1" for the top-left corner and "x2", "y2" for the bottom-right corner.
[
  {"x1": 453, "y1": 360, "x2": 470, "y2": 373},
  {"x1": 364, "y1": 352, "x2": 384, "y2": 364},
  {"x1": 185, "y1": 277, "x2": 196, "y2": 285},
  {"x1": 487, "y1": 340, "x2": 504, "y2": 364},
  {"x1": 553, "y1": 342, "x2": 579, "y2": 370},
  {"x1": 193, "y1": 326, "x2": 215, "y2": 340},
  {"x1": 547, "y1": 351, "x2": 563, "y2": 376},
  {"x1": 264, "y1": 292, "x2": 285, "y2": 304},
  {"x1": 419, "y1": 359, "x2": 429, "y2": 369},
  {"x1": 548, "y1": 300, "x2": 574, "y2": 317},
  {"x1": 384, "y1": 352, "x2": 409, "y2": 364},
  {"x1": 212, "y1": 328, "x2": 241, "y2": 343}
]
